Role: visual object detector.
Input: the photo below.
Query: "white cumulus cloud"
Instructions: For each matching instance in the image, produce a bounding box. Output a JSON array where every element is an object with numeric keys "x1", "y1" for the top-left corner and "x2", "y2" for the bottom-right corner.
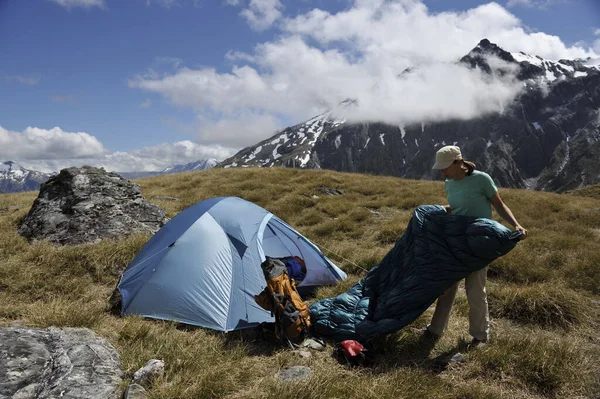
[
  {"x1": 0, "y1": 125, "x2": 234, "y2": 173},
  {"x1": 240, "y1": 0, "x2": 283, "y2": 31},
  {"x1": 284, "y1": 1, "x2": 593, "y2": 62},
  {"x1": 130, "y1": 0, "x2": 598, "y2": 149},
  {"x1": 196, "y1": 112, "x2": 281, "y2": 147},
  {"x1": 0, "y1": 125, "x2": 107, "y2": 161}
]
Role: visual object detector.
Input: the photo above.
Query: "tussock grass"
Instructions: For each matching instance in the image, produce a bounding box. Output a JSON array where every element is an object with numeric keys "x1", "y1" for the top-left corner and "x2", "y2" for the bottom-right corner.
[
  {"x1": 467, "y1": 333, "x2": 599, "y2": 398},
  {"x1": 566, "y1": 184, "x2": 600, "y2": 199},
  {"x1": 1, "y1": 167, "x2": 599, "y2": 398},
  {"x1": 25, "y1": 296, "x2": 108, "y2": 328},
  {"x1": 488, "y1": 282, "x2": 595, "y2": 329}
]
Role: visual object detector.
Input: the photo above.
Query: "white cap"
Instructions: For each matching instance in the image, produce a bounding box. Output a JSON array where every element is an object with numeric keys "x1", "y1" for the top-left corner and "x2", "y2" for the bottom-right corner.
[{"x1": 432, "y1": 145, "x2": 462, "y2": 169}]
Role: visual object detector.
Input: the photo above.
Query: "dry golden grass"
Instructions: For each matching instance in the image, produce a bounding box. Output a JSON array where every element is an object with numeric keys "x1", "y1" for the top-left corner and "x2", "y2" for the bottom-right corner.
[{"x1": 1, "y1": 167, "x2": 599, "y2": 399}]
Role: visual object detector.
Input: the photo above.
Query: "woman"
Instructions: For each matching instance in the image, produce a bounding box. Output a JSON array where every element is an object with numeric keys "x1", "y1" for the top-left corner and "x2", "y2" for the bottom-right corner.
[{"x1": 427, "y1": 145, "x2": 527, "y2": 347}]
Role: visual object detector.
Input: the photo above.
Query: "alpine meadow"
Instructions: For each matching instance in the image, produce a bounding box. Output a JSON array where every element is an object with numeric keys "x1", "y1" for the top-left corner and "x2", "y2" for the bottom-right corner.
[{"x1": 1, "y1": 167, "x2": 599, "y2": 399}]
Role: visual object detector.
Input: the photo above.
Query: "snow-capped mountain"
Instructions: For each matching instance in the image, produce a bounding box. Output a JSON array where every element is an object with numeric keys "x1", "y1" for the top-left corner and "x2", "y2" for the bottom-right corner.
[
  {"x1": 221, "y1": 112, "x2": 347, "y2": 170},
  {"x1": 160, "y1": 158, "x2": 220, "y2": 174},
  {"x1": 115, "y1": 159, "x2": 219, "y2": 180},
  {"x1": 0, "y1": 161, "x2": 53, "y2": 193},
  {"x1": 219, "y1": 39, "x2": 600, "y2": 192},
  {"x1": 0, "y1": 159, "x2": 221, "y2": 193},
  {"x1": 461, "y1": 39, "x2": 597, "y2": 84},
  {"x1": 97, "y1": 159, "x2": 221, "y2": 180}
]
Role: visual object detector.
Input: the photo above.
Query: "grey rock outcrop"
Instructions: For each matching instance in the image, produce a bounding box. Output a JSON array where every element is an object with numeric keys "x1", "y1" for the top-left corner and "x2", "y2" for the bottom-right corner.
[
  {"x1": 132, "y1": 359, "x2": 164, "y2": 389},
  {"x1": 122, "y1": 383, "x2": 148, "y2": 399},
  {"x1": 276, "y1": 366, "x2": 312, "y2": 382},
  {"x1": 0, "y1": 326, "x2": 122, "y2": 399},
  {"x1": 18, "y1": 166, "x2": 168, "y2": 245}
]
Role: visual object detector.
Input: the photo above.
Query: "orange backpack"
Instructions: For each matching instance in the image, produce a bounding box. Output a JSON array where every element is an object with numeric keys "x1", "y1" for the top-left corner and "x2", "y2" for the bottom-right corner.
[{"x1": 255, "y1": 257, "x2": 311, "y2": 344}]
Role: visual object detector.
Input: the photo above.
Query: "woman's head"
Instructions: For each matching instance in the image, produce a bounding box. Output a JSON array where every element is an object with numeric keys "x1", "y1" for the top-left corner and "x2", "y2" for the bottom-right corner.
[{"x1": 432, "y1": 145, "x2": 476, "y2": 179}]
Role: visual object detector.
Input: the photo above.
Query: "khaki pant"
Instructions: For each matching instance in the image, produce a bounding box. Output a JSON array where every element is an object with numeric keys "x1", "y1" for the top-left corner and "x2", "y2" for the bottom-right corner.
[{"x1": 427, "y1": 266, "x2": 490, "y2": 341}]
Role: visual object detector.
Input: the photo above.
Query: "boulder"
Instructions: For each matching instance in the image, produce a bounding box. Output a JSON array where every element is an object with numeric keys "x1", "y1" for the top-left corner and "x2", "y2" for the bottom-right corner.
[
  {"x1": 18, "y1": 166, "x2": 168, "y2": 245},
  {"x1": 276, "y1": 366, "x2": 312, "y2": 382},
  {"x1": 132, "y1": 359, "x2": 164, "y2": 389},
  {"x1": 0, "y1": 326, "x2": 122, "y2": 399},
  {"x1": 122, "y1": 383, "x2": 148, "y2": 399}
]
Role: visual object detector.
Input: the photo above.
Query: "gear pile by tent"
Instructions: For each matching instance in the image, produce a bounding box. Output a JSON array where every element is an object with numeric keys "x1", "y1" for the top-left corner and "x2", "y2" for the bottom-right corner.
[{"x1": 113, "y1": 197, "x2": 520, "y2": 348}]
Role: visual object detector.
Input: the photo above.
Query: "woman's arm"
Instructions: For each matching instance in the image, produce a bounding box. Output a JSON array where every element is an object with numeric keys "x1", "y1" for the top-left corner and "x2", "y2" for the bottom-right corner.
[{"x1": 489, "y1": 192, "x2": 528, "y2": 239}]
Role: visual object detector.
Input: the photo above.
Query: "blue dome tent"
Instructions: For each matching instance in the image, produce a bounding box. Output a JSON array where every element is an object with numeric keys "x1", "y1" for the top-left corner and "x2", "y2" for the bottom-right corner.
[{"x1": 117, "y1": 196, "x2": 346, "y2": 331}]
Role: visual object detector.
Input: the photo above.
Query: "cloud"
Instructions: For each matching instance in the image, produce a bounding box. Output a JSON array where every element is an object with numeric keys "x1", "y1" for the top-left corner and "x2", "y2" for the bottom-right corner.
[
  {"x1": 240, "y1": 0, "x2": 283, "y2": 31},
  {"x1": 196, "y1": 112, "x2": 281, "y2": 147},
  {"x1": 140, "y1": 99, "x2": 152, "y2": 108},
  {"x1": 49, "y1": 0, "x2": 105, "y2": 9},
  {"x1": 0, "y1": 125, "x2": 107, "y2": 161},
  {"x1": 50, "y1": 95, "x2": 78, "y2": 104},
  {"x1": 224, "y1": 0, "x2": 241, "y2": 5},
  {"x1": 225, "y1": 50, "x2": 257, "y2": 63},
  {"x1": 0, "y1": 125, "x2": 234, "y2": 173},
  {"x1": 130, "y1": 0, "x2": 598, "y2": 148},
  {"x1": 506, "y1": 0, "x2": 563, "y2": 9},
  {"x1": 506, "y1": 0, "x2": 533, "y2": 7},
  {"x1": 592, "y1": 28, "x2": 600, "y2": 55},
  {"x1": 160, "y1": 112, "x2": 281, "y2": 148},
  {"x1": 334, "y1": 62, "x2": 522, "y2": 126},
  {"x1": 5, "y1": 75, "x2": 41, "y2": 86},
  {"x1": 283, "y1": 1, "x2": 593, "y2": 62},
  {"x1": 106, "y1": 141, "x2": 233, "y2": 170},
  {"x1": 19, "y1": 141, "x2": 233, "y2": 173}
]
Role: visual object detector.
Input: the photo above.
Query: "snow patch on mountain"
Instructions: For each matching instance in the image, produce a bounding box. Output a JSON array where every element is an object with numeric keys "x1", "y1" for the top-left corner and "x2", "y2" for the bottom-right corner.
[
  {"x1": 0, "y1": 161, "x2": 53, "y2": 193},
  {"x1": 226, "y1": 109, "x2": 349, "y2": 169},
  {"x1": 509, "y1": 50, "x2": 597, "y2": 84},
  {"x1": 161, "y1": 158, "x2": 219, "y2": 174},
  {"x1": 511, "y1": 52, "x2": 544, "y2": 67}
]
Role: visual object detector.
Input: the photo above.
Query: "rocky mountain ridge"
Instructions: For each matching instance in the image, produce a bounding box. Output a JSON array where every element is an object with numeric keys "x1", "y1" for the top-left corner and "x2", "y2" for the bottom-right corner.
[
  {"x1": 219, "y1": 39, "x2": 600, "y2": 192},
  {"x1": 0, "y1": 159, "x2": 220, "y2": 193},
  {"x1": 0, "y1": 161, "x2": 53, "y2": 194}
]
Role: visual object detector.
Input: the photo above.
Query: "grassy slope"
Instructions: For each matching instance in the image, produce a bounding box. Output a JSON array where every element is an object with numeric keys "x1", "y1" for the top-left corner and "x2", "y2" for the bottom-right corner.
[{"x1": 0, "y1": 167, "x2": 599, "y2": 399}]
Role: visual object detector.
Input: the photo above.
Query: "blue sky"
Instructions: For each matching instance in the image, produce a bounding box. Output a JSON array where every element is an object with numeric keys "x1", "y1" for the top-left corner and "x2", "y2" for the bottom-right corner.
[{"x1": 1, "y1": 0, "x2": 599, "y2": 172}]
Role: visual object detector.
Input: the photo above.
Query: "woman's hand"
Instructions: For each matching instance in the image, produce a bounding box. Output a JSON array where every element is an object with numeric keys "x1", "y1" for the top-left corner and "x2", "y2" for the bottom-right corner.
[{"x1": 515, "y1": 224, "x2": 528, "y2": 239}]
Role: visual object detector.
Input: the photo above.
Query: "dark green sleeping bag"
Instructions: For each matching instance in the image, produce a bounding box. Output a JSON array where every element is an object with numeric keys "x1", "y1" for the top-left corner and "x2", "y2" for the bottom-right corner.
[{"x1": 309, "y1": 205, "x2": 521, "y2": 342}]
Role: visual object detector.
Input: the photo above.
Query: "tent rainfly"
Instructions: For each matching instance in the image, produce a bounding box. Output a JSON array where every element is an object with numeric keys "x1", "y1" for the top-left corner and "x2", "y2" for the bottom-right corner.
[{"x1": 117, "y1": 196, "x2": 346, "y2": 331}]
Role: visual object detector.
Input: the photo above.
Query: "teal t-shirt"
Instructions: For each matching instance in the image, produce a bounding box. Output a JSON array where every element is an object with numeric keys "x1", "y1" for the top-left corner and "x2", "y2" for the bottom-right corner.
[{"x1": 445, "y1": 170, "x2": 498, "y2": 219}]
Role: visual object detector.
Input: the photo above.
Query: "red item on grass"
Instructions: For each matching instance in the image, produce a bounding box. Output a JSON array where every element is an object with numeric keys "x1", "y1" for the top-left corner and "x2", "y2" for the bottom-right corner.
[{"x1": 339, "y1": 340, "x2": 364, "y2": 357}]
